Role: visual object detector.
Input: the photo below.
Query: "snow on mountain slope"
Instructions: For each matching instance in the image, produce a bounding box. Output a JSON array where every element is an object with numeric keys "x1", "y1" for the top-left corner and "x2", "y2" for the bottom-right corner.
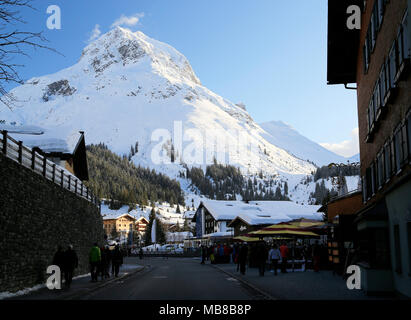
[
  {"x1": 1, "y1": 27, "x2": 315, "y2": 179},
  {"x1": 259, "y1": 121, "x2": 356, "y2": 167}
]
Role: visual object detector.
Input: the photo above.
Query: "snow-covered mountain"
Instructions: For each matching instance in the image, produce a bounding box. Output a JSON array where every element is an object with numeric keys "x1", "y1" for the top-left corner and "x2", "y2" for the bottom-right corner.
[
  {"x1": 259, "y1": 121, "x2": 358, "y2": 167},
  {"x1": 1, "y1": 27, "x2": 316, "y2": 179}
]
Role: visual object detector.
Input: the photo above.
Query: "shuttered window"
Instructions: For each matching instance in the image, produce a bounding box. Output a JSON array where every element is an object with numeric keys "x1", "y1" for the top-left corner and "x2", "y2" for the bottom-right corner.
[
  {"x1": 389, "y1": 42, "x2": 398, "y2": 88},
  {"x1": 384, "y1": 142, "x2": 391, "y2": 181}
]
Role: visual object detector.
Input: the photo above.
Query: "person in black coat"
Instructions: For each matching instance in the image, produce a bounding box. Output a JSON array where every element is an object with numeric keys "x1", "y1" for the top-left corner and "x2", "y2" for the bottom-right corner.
[
  {"x1": 100, "y1": 247, "x2": 110, "y2": 280},
  {"x1": 238, "y1": 243, "x2": 249, "y2": 275},
  {"x1": 201, "y1": 245, "x2": 207, "y2": 264},
  {"x1": 63, "y1": 245, "x2": 78, "y2": 288},
  {"x1": 52, "y1": 245, "x2": 65, "y2": 286},
  {"x1": 112, "y1": 245, "x2": 123, "y2": 277},
  {"x1": 256, "y1": 243, "x2": 268, "y2": 276}
]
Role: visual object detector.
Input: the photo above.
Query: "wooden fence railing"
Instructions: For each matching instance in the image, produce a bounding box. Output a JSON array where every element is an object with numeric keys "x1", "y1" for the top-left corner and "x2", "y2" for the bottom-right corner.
[{"x1": 1, "y1": 130, "x2": 100, "y2": 207}]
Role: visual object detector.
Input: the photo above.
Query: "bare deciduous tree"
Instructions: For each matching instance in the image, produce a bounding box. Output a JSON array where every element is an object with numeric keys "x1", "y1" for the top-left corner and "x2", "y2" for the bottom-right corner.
[{"x1": 0, "y1": 0, "x2": 55, "y2": 109}]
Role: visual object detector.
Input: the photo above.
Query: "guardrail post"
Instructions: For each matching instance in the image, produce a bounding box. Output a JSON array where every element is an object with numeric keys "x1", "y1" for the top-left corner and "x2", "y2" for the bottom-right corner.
[
  {"x1": 31, "y1": 149, "x2": 36, "y2": 170},
  {"x1": 42, "y1": 156, "x2": 47, "y2": 177},
  {"x1": 61, "y1": 169, "x2": 64, "y2": 187},
  {"x1": 86, "y1": 187, "x2": 89, "y2": 199},
  {"x1": 80, "y1": 183, "x2": 83, "y2": 197},
  {"x1": 18, "y1": 141, "x2": 23, "y2": 164},
  {"x1": 75, "y1": 179, "x2": 77, "y2": 195},
  {"x1": 68, "y1": 175, "x2": 71, "y2": 191},
  {"x1": 2, "y1": 130, "x2": 8, "y2": 155}
]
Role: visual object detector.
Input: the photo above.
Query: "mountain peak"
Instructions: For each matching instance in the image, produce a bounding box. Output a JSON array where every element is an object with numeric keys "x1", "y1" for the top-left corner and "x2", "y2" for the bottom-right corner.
[{"x1": 80, "y1": 27, "x2": 201, "y2": 85}]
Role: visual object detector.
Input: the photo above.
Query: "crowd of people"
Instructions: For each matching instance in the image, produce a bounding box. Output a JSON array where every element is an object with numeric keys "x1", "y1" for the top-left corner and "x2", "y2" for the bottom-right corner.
[
  {"x1": 52, "y1": 242, "x2": 125, "y2": 289},
  {"x1": 200, "y1": 240, "x2": 327, "y2": 276}
]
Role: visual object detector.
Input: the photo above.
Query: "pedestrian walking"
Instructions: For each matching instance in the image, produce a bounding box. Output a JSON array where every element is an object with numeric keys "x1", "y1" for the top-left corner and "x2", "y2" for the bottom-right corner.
[
  {"x1": 280, "y1": 242, "x2": 289, "y2": 273},
  {"x1": 52, "y1": 245, "x2": 65, "y2": 286},
  {"x1": 89, "y1": 243, "x2": 101, "y2": 282},
  {"x1": 268, "y1": 244, "x2": 281, "y2": 275},
  {"x1": 256, "y1": 243, "x2": 268, "y2": 276},
  {"x1": 238, "y1": 242, "x2": 248, "y2": 275},
  {"x1": 63, "y1": 245, "x2": 78, "y2": 288},
  {"x1": 139, "y1": 247, "x2": 143, "y2": 260},
  {"x1": 100, "y1": 246, "x2": 110, "y2": 280},
  {"x1": 112, "y1": 245, "x2": 123, "y2": 277},
  {"x1": 201, "y1": 245, "x2": 207, "y2": 264}
]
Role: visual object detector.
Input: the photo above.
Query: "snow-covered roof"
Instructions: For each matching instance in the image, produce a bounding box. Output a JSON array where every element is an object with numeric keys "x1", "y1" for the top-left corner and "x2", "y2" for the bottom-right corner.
[
  {"x1": 102, "y1": 213, "x2": 135, "y2": 221},
  {"x1": 205, "y1": 231, "x2": 233, "y2": 238},
  {"x1": 183, "y1": 210, "x2": 195, "y2": 219},
  {"x1": 101, "y1": 203, "x2": 149, "y2": 221},
  {"x1": 196, "y1": 200, "x2": 322, "y2": 226},
  {"x1": 2, "y1": 124, "x2": 82, "y2": 154}
]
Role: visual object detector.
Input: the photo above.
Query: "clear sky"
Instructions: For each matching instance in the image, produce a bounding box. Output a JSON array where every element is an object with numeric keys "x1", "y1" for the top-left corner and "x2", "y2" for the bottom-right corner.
[{"x1": 8, "y1": 0, "x2": 359, "y2": 157}]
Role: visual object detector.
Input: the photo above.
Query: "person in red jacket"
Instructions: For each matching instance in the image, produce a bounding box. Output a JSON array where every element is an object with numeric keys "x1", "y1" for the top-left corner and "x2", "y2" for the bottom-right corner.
[{"x1": 280, "y1": 242, "x2": 289, "y2": 273}]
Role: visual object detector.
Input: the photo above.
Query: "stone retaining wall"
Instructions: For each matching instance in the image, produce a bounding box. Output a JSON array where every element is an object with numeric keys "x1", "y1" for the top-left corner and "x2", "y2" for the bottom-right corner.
[{"x1": 0, "y1": 154, "x2": 104, "y2": 293}]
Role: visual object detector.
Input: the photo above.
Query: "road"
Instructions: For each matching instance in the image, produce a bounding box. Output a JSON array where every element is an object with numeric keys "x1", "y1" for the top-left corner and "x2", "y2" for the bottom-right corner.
[{"x1": 76, "y1": 257, "x2": 255, "y2": 300}]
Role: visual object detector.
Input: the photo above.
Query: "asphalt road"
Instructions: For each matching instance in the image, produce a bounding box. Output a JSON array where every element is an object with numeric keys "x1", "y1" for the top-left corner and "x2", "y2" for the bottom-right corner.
[{"x1": 76, "y1": 257, "x2": 253, "y2": 300}]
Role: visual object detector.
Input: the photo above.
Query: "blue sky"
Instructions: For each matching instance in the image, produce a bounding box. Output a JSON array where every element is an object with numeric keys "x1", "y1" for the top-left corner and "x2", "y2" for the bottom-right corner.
[{"x1": 8, "y1": 0, "x2": 359, "y2": 157}]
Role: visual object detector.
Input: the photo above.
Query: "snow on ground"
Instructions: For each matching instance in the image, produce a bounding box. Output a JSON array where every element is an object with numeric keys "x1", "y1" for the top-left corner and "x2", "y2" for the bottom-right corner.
[
  {"x1": 287, "y1": 175, "x2": 361, "y2": 205},
  {"x1": 259, "y1": 120, "x2": 350, "y2": 167},
  {"x1": 0, "y1": 273, "x2": 90, "y2": 300}
]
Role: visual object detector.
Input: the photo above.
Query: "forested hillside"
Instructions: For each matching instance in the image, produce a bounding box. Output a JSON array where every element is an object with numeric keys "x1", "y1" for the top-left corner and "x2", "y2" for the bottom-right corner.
[
  {"x1": 184, "y1": 161, "x2": 289, "y2": 201},
  {"x1": 85, "y1": 144, "x2": 185, "y2": 206}
]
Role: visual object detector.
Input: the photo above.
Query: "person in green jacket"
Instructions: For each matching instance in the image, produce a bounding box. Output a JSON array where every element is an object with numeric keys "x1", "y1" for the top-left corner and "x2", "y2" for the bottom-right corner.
[{"x1": 89, "y1": 243, "x2": 101, "y2": 282}]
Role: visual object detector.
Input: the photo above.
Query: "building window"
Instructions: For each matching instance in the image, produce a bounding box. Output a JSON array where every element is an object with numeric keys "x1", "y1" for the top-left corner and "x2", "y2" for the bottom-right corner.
[
  {"x1": 365, "y1": 167, "x2": 372, "y2": 200},
  {"x1": 370, "y1": 162, "x2": 376, "y2": 195},
  {"x1": 368, "y1": 100, "x2": 375, "y2": 133},
  {"x1": 370, "y1": 10, "x2": 376, "y2": 51},
  {"x1": 384, "y1": 142, "x2": 392, "y2": 181},
  {"x1": 390, "y1": 138, "x2": 397, "y2": 174},
  {"x1": 377, "y1": 150, "x2": 385, "y2": 189},
  {"x1": 396, "y1": 11, "x2": 410, "y2": 82},
  {"x1": 378, "y1": 0, "x2": 385, "y2": 24},
  {"x1": 388, "y1": 41, "x2": 398, "y2": 88},
  {"x1": 374, "y1": 82, "x2": 381, "y2": 119},
  {"x1": 394, "y1": 125, "x2": 403, "y2": 172},
  {"x1": 373, "y1": 1, "x2": 381, "y2": 33},
  {"x1": 379, "y1": 65, "x2": 387, "y2": 108},
  {"x1": 363, "y1": 43, "x2": 369, "y2": 73},
  {"x1": 364, "y1": 27, "x2": 372, "y2": 73},
  {"x1": 394, "y1": 225, "x2": 402, "y2": 274}
]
